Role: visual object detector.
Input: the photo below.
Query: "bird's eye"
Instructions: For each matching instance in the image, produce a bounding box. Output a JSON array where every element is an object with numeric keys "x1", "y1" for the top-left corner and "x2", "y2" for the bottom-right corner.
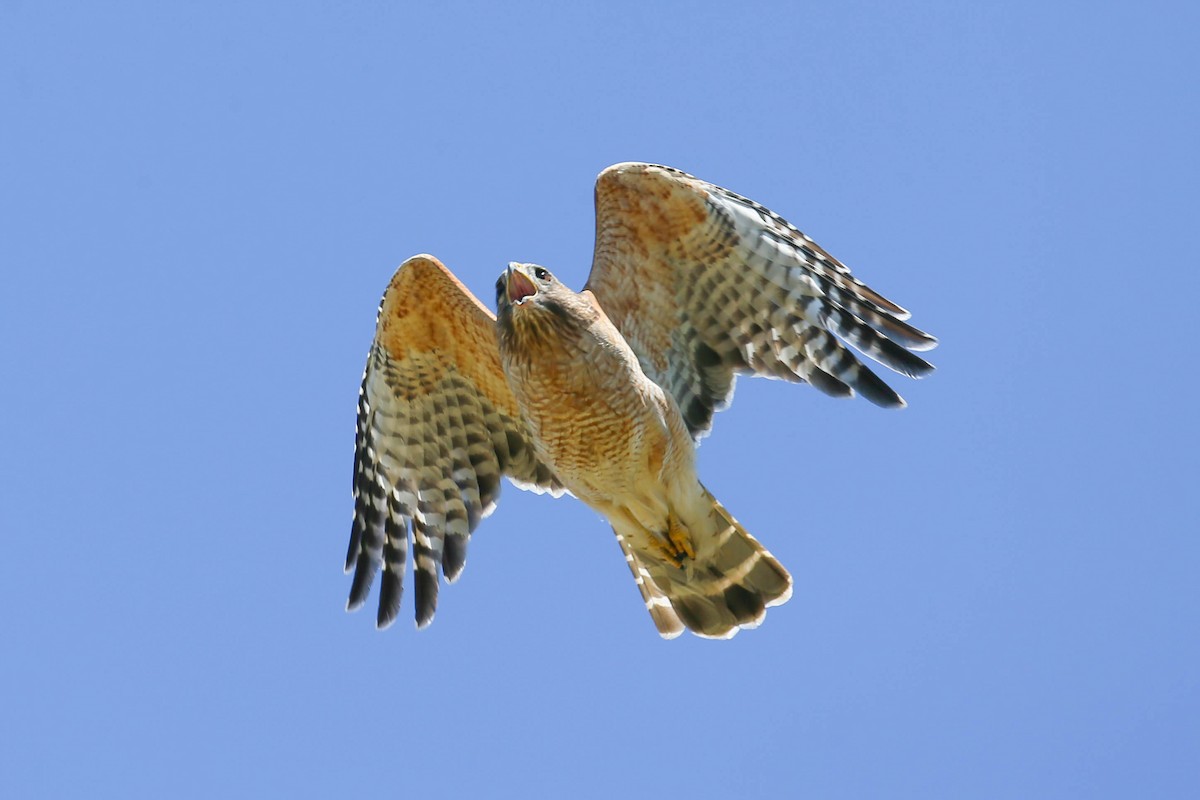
[
  {"x1": 495, "y1": 276, "x2": 506, "y2": 302},
  {"x1": 534, "y1": 267, "x2": 550, "y2": 281}
]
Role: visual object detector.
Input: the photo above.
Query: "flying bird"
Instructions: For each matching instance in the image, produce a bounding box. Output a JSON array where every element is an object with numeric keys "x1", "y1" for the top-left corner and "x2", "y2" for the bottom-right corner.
[{"x1": 345, "y1": 162, "x2": 937, "y2": 639}]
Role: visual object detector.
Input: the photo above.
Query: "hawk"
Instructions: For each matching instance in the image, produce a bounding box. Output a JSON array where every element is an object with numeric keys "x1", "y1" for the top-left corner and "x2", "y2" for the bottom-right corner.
[{"x1": 346, "y1": 162, "x2": 936, "y2": 639}]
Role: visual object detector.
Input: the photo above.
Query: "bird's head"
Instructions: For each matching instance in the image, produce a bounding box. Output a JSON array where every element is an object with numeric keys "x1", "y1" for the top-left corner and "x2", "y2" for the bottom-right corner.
[
  {"x1": 494, "y1": 262, "x2": 583, "y2": 324},
  {"x1": 495, "y1": 262, "x2": 560, "y2": 310},
  {"x1": 494, "y1": 262, "x2": 596, "y2": 352}
]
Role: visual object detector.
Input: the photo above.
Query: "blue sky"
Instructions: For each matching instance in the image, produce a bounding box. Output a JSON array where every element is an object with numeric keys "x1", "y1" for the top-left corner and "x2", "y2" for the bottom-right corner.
[{"x1": 2, "y1": 1, "x2": 1197, "y2": 797}]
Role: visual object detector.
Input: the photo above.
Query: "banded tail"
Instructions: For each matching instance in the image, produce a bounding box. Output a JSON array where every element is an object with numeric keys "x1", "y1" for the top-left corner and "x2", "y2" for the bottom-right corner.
[{"x1": 614, "y1": 485, "x2": 793, "y2": 639}]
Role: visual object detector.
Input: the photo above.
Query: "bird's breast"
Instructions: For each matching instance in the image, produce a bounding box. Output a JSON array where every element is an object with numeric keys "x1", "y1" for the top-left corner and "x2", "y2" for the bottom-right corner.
[{"x1": 500, "y1": 315, "x2": 666, "y2": 503}]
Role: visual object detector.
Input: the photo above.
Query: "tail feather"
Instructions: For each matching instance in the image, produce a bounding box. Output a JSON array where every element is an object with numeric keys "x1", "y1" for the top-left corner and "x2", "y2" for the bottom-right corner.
[
  {"x1": 616, "y1": 486, "x2": 792, "y2": 639},
  {"x1": 614, "y1": 529, "x2": 684, "y2": 639}
]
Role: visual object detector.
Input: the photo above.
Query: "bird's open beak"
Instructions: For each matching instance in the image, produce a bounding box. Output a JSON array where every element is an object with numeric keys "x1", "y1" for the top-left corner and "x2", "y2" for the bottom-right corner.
[{"x1": 506, "y1": 264, "x2": 537, "y2": 304}]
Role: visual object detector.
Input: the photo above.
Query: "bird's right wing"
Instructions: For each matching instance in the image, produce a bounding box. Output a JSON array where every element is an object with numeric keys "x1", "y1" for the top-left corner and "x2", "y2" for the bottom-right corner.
[{"x1": 346, "y1": 255, "x2": 564, "y2": 630}]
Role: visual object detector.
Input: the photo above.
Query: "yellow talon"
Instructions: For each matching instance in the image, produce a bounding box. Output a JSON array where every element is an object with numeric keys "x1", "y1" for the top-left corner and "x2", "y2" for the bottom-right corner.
[
  {"x1": 668, "y1": 511, "x2": 696, "y2": 561},
  {"x1": 645, "y1": 534, "x2": 683, "y2": 568},
  {"x1": 643, "y1": 512, "x2": 696, "y2": 568}
]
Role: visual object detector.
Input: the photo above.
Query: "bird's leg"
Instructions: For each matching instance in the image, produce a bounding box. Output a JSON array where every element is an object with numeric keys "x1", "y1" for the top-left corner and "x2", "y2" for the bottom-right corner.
[
  {"x1": 668, "y1": 510, "x2": 696, "y2": 561},
  {"x1": 645, "y1": 510, "x2": 696, "y2": 568}
]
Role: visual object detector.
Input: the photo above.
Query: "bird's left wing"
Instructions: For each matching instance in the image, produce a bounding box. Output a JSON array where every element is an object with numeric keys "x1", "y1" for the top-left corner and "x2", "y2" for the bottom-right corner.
[
  {"x1": 585, "y1": 162, "x2": 937, "y2": 440},
  {"x1": 346, "y1": 255, "x2": 564, "y2": 630}
]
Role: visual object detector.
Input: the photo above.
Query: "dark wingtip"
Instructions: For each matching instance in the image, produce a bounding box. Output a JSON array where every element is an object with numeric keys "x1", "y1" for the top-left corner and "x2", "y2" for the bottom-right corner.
[
  {"x1": 865, "y1": 334, "x2": 937, "y2": 380},
  {"x1": 376, "y1": 568, "x2": 402, "y2": 629},
  {"x1": 346, "y1": 551, "x2": 377, "y2": 611},
  {"x1": 910, "y1": 330, "x2": 939, "y2": 352},
  {"x1": 853, "y1": 365, "x2": 907, "y2": 409},
  {"x1": 442, "y1": 536, "x2": 467, "y2": 583},
  {"x1": 414, "y1": 568, "x2": 438, "y2": 629},
  {"x1": 906, "y1": 356, "x2": 936, "y2": 380}
]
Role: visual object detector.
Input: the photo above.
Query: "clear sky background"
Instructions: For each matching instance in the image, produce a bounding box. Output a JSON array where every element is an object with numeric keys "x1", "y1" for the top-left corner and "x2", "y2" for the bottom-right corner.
[{"x1": 2, "y1": 1, "x2": 1197, "y2": 797}]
